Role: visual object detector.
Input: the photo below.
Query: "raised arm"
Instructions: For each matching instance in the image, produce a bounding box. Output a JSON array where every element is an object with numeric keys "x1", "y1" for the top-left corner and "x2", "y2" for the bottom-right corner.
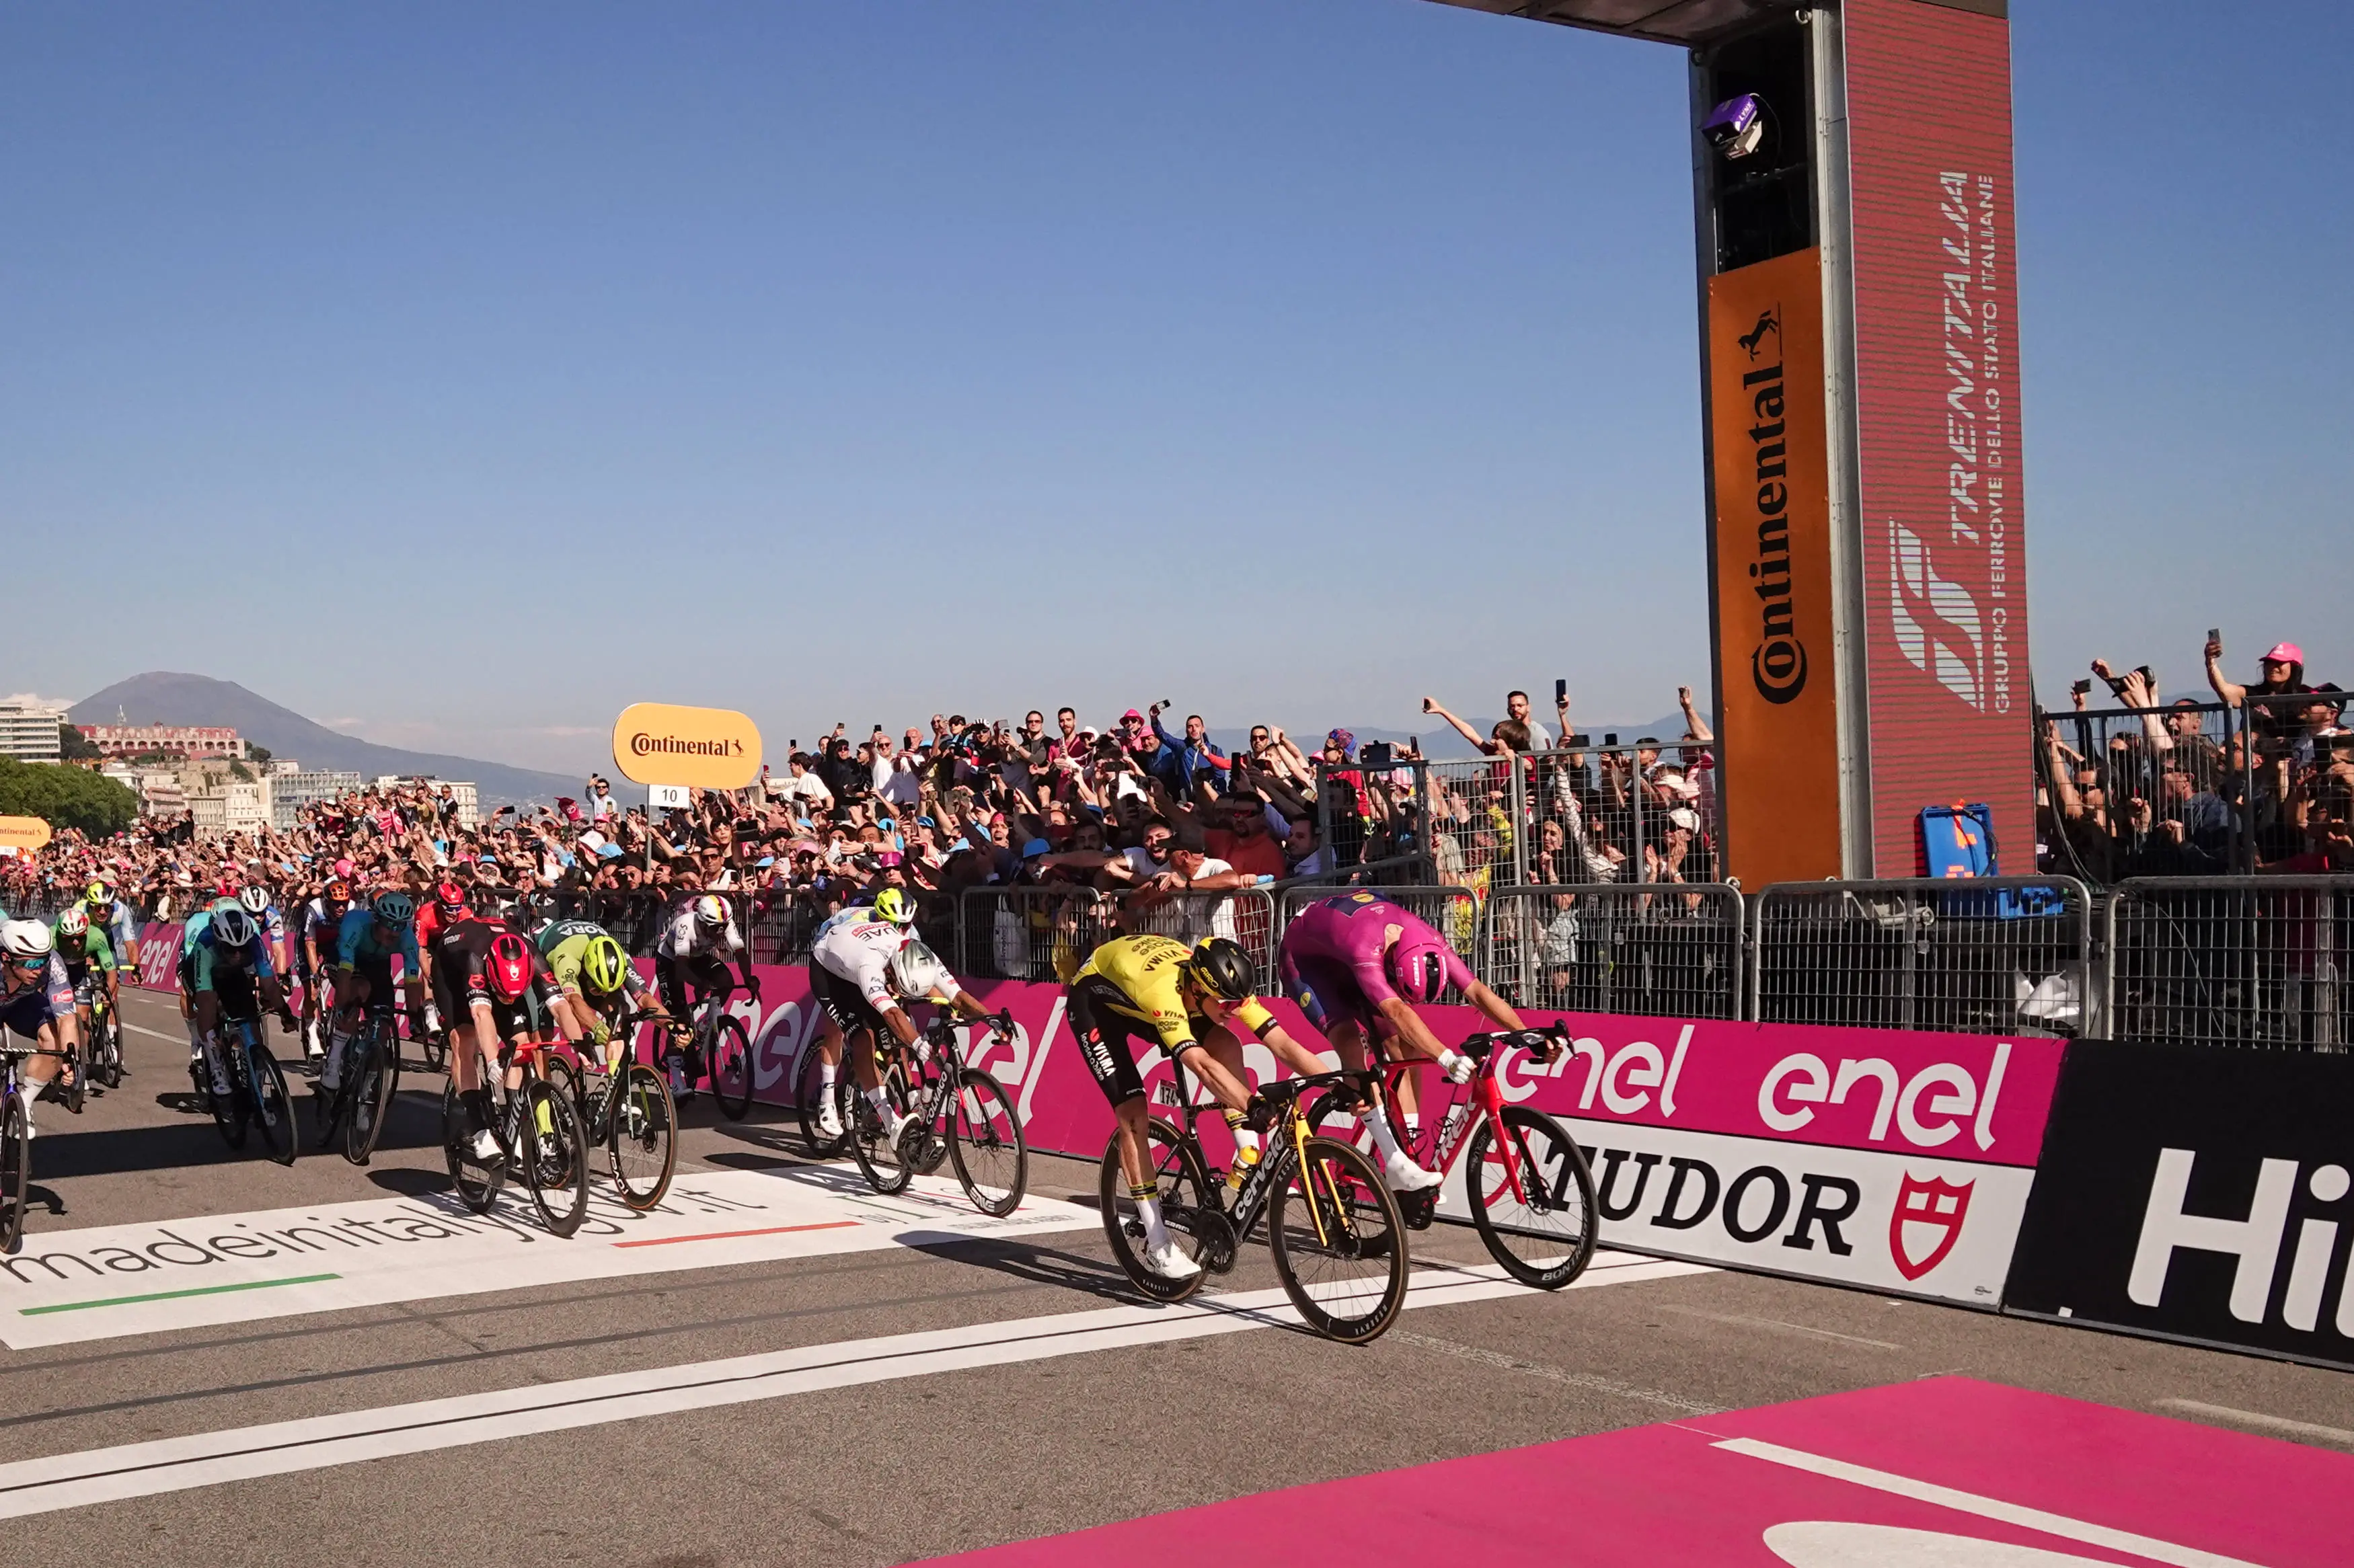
[{"x1": 1420, "y1": 697, "x2": 1488, "y2": 753}]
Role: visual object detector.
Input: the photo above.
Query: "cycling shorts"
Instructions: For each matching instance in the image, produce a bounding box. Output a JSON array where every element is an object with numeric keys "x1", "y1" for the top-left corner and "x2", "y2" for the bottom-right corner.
[
  {"x1": 1067, "y1": 972, "x2": 1204, "y2": 1107},
  {"x1": 343, "y1": 954, "x2": 397, "y2": 1006},
  {"x1": 1281, "y1": 955, "x2": 1381, "y2": 1040},
  {"x1": 656, "y1": 953, "x2": 732, "y2": 1020},
  {"x1": 807, "y1": 959, "x2": 886, "y2": 1037}
]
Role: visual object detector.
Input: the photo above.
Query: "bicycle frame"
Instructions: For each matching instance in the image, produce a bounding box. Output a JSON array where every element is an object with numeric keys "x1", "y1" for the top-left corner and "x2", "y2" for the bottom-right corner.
[{"x1": 1147, "y1": 1052, "x2": 1355, "y2": 1248}]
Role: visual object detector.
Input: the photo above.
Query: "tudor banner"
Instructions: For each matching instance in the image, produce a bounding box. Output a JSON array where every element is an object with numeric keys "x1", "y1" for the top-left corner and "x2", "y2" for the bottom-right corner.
[
  {"x1": 2003, "y1": 1040, "x2": 2354, "y2": 1370},
  {"x1": 1706, "y1": 246, "x2": 1840, "y2": 886}
]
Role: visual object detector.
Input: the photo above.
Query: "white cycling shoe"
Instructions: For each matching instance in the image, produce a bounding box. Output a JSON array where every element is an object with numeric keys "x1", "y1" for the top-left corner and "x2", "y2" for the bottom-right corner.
[
  {"x1": 471, "y1": 1128, "x2": 501, "y2": 1161},
  {"x1": 1382, "y1": 1151, "x2": 1445, "y2": 1194},
  {"x1": 1143, "y1": 1240, "x2": 1202, "y2": 1282},
  {"x1": 814, "y1": 1103, "x2": 845, "y2": 1140}
]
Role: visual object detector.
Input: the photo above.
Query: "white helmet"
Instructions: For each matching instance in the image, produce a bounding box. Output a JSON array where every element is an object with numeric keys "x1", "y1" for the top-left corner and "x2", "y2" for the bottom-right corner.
[
  {"x1": 55, "y1": 906, "x2": 89, "y2": 938},
  {"x1": 886, "y1": 939, "x2": 948, "y2": 1000},
  {"x1": 692, "y1": 894, "x2": 729, "y2": 929},
  {"x1": 1, "y1": 920, "x2": 55, "y2": 961},
  {"x1": 239, "y1": 885, "x2": 272, "y2": 915}
]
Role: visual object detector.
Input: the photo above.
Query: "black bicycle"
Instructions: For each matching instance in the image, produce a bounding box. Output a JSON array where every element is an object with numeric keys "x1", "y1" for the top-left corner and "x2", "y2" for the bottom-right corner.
[
  {"x1": 1099, "y1": 1062, "x2": 1408, "y2": 1344},
  {"x1": 194, "y1": 1011, "x2": 298, "y2": 1167},
  {"x1": 542, "y1": 1011, "x2": 679, "y2": 1212},
  {"x1": 313, "y1": 1003, "x2": 402, "y2": 1165},
  {"x1": 85, "y1": 986, "x2": 124, "y2": 1091},
  {"x1": 667, "y1": 990, "x2": 755, "y2": 1121},
  {"x1": 1, "y1": 1044, "x2": 35, "y2": 1251},
  {"x1": 837, "y1": 1011, "x2": 1027, "y2": 1216},
  {"x1": 440, "y1": 1032, "x2": 591, "y2": 1237}
]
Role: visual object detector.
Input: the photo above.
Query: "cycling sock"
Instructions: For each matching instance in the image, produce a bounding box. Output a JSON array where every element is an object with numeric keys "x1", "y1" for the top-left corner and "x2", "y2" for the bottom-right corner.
[
  {"x1": 819, "y1": 1062, "x2": 838, "y2": 1091},
  {"x1": 1130, "y1": 1183, "x2": 1169, "y2": 1249},
  {"x1": 865, "y1": 1086, "x2": 893, "y2": 1118},
  {"x1": 1402, "y1": 1110, "x2": 1420, "y2": 1136},
  {"x1": 462, "y1": 1087, "x2": 496, "y2": 1132},
  {"x1": 1362, "y1": 1105, "x2": 1409, "y2": 1165},
  {"x1": 1221, "y1": 1109, "x2": 1262, "y2": 1159}
]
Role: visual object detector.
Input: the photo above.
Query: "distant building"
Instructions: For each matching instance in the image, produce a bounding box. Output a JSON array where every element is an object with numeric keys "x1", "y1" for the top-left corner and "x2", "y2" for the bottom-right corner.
[
  {"x1": 0, "y1": 698, "x2": 68, "y2": 762},
  {"x1": 272, "y1": 769, "x2": 363, "y2": 828},
  {"x1": 102, "y1": 762, "x2": 189, "y2": 819},
  {"x1": 77, "y1": 723, "x2": 247, "y2": 761},
  {"x1": 189, "y1": 777, "x2": 271, "y2": 841}
]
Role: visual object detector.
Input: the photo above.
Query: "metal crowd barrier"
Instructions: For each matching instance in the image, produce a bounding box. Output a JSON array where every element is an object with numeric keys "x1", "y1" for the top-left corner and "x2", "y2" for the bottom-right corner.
[
  {"x1": 1751, "y1": 877, "x2": 2095, "y2": 1038},
  {"x1": 2106, "y1": 875, "x2": 2351, "y2": 1051},
  {"x1": 959, "y1": 885, "x2": 1281, "y2": 988},
  {"x1": 1482, "y1": 882, "x2": 1743, "y2": 1020},
  {"x1": 1275, "y1": 881, "x2": 1482, "y2": 965}
]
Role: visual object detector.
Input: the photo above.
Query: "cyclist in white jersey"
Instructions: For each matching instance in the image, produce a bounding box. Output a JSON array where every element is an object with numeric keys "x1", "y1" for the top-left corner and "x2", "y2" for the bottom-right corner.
[
  {"x1": 654, "y1": 894, "x2": 760, "y2": 1097},
  {"x1": 806, "y1": 887, "x2": 994, "y2": 1144}
]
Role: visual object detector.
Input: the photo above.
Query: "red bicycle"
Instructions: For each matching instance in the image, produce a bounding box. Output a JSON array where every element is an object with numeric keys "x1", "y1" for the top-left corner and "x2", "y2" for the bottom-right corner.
[{"x1": 1319, "y1": 1024, "x2": 1598, "y2": 1290}]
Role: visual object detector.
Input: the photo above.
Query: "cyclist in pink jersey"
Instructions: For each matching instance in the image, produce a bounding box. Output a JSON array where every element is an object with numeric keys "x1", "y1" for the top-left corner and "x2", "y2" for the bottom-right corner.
[{"x1": 1277, "y1": 890, "x2": 1535, "y2": 1191}]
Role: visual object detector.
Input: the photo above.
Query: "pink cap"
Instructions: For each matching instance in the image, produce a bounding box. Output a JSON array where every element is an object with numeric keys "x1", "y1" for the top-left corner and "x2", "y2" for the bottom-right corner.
[{"x1": 2263, "y1": 642, "x2": 2305, "y2": 665}]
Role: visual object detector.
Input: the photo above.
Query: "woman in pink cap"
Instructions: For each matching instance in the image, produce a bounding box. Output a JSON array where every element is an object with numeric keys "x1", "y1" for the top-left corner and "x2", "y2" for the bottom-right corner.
[{"x1": 2205, "y1": 632, "x2": 2312, "y2": 739}]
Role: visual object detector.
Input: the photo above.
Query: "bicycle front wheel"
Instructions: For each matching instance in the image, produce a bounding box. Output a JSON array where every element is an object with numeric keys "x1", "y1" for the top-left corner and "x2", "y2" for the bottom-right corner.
[
  {"x1": 248, "y1": 1041, "x2": 298, "y2": 1167},
  {"x1": 1097, "y1": 1120, "x2": 1216, "y2": 1302},
  {"x1": 61, "y1": 1035, "x2": 86, "y2": 1116},
  {"x1": 442, "y1": 1080, "x2": 502, "y2": 1212},
  {"x1": 521, "y1": 1080, "x2": 590, "y2": 1238},
  {"x1": 0, "y1": 1094, "x2": 28, "y2": 1253},
  {"x1": 1268, "y1": 1136, "x2": 1408, "y2": 1344},
  {"x1": 710, "y1": 1015, "x2": 755, "y2": 1120},
  {"x1": 795, "y1": 1045, "x2": 845, "y2": 1159},
  {"x1": 1464, "y1": 1106, "x2": 1597, "y2": 1290},
  {"x1": 847, "y1": 1067, "x2": 913, "y2": 1194},
  {"x1": 98, "y1": 1008, "x2": 123, "y2": 1089},
  {"x1": 608, "y1": 1063, "x2": 677, "y2": 1211},
  {"x1": 947, "y1": 1068, "x2": 1026, "y2": 1218},
  {"x1": 346, "y1": 1036, "x2": 400, "y2": 1166}
]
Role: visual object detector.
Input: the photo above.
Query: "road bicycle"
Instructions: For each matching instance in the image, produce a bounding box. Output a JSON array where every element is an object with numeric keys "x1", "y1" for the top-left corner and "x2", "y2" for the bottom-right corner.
[
  {"x1": 85, "y1": 986, "x2": 124, "y2": 1092},
  {"x1": 1, "y1": 1044, "x2": 34, "y2": 1251},
  {"x1": 192, "y1": 1010, "x2": 299, "y2": 1167},
  {"x1": 666, "y1": 988, "x2": 755, "y2": 1120},
  {"x1": 441, "y1": 1031, "x2": 592, "y2": 1237},
  {"x1": 1099, "y1": 1060, "x2": 1408, "y2": 1344},
  {"x1": 541, "y1": 1010, "x2": 679, "y2": 1212},
  {"x1": 312, "y1": 1002, "x2": 402, "y2": 1167},
  {"x1": 1318, "y1": 1025, "x2": 1598, "y2": 1290},
  {"x1": 835, "y1": 1010, "x2": 1027, "y2": 1217}
]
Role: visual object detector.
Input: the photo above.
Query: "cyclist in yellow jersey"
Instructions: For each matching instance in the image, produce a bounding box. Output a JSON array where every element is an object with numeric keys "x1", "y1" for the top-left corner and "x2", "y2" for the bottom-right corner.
[
  {"x1": 1068, "y1": 933, "x2": 1325, "y2": 1281},
  {"x1": 539, "y1": 923, "x2": 675, "y2": 1077}
]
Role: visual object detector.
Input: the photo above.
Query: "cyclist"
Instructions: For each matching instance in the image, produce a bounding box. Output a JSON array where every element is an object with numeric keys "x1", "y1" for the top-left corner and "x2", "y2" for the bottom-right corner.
[
  {"x1": 49, "y1": 906, "x2": 115, "y2": 1102},
  {"x1": 1067, "y1": 933, "x2": 1326, "y2": 1282},
  {"x1": 83, "y1": 879, "x2": 140, "y2": 978},
  {"x1": 538, "y1": 919, "x2": 673, "y2": 1077},
  {"x1": 185, "y1": 900, "x2": 283, "y2": 1101},
  {"x1": 1276, "y1": 890, "x2": 1534, "y2": 1189},
  {"x1": 653, "y1": 893, "x2": 761, "y2": 1099},
  {"x1": 806, "y1": 889, "x2": 997, "y2": 1144},
  {"x1": 413, "y1": 879, "x2": 473, "y2": 1042},
  {"x1": 239, "y1": 883, "x2": 297, "y2": 1034},
  {"x1": 295, "y1": 878, "x2": 356, "y2": 1059},
  {"x1": 1, "y1": 920, "x2": 79, "y2": 1137},
  {"x1": 442, "y1": 915, "x2": 580, "y2": 1159},
  {"x1": 326, "y1": 892, "x2": 425, "y2": 1105}
]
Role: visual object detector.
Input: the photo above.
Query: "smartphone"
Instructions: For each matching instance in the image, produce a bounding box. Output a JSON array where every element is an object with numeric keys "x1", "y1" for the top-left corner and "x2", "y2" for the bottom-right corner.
[
  {"x1": 2071, "y1": 678, "x2": 2092, "y2": 697},
  {"x1": 1554, "y1": 678, "x2": 1568, "y2": 704},
  {"x1": 2208, "y1": 627, "x2": 2222, "y2": 645},
  {"x1": 1568, "y1": 732, "x2": 1592, "y2": 747},
  {"x1": 1605, "y1": 733, "x2": 1619, "y2": 746},
  {"x1": 1410, "y1": 736, "x2": 1418, "y2": 752}
]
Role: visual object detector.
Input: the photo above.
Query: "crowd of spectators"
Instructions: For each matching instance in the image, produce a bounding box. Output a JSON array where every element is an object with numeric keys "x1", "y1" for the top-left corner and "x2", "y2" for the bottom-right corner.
[{"x1": 2039, "y1": 633, "x2": 2351, "y2": 879}]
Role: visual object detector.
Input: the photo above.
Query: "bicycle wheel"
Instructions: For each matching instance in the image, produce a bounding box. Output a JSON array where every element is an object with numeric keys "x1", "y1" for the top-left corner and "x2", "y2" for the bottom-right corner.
[
  {"x1": 947, "y1": 1068, "x2": 1026, "y2": 1218},
  {"x1": 1096, "y1": 1120, "x2": 1217, "y2": 1303},
  {"x1": 248, "y1": 1039, "x2": 299, "y2": 1167},
  {"x1": 709, "y1": 1015, "x2": 755, "y2": 1120},
  {"x1": 1268, "y1": 1136, "x2": 1408, "y2": 1343},
  {"x1": 520, "y1": 1079, "x2": 590, "y2": 1238},
  {"x1": 608, "y1": 1062, "x2": 677, "y2": 1210},
  {"x1": 346, "y1": 1035, "x2": 400, "y2": 1166},
  {"x1": 1464, "y1": 1106, "x2": 1597, "y2": 1290},
  {"x1": 0, "y1": 1093, "x2": 28, "y2": 1253},
  {"x1": 442, "y1": 1079, "x2": 502, "y2": 1212},
  {"x1": 204, "y1": 1046, "x2": 248, "y2": 1150},
  {"x1": 94, "y1": 1009, "x2": 123, "y2": 1089},
  {"x1": 845, "y1": 1067, "x2": 912, "y2": 1194},
  {"x1": 61, "y1": 1033, "x2": 87, "y2": 1116},
  {"x1": 418, "y1": 1024, "x2": 447, "y2": 1073},
  {"x1": 543, "y1": 1051, "x2": 585, "y2": 1123},
  {"x1": 795, "y1": 1044, "x2": 847, "y2": 1158}
]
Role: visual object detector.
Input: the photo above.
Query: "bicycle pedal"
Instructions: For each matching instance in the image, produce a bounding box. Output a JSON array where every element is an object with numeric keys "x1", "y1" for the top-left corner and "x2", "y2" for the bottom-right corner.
[{"x1": 1399, "y1": 1189, "x2": 1439, "y2": 1230}]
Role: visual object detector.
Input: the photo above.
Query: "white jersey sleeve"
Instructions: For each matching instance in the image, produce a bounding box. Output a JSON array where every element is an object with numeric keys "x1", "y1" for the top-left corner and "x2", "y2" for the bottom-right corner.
[{"x1": 812, "y1": 916, "x2": 906, "y2": 1009}]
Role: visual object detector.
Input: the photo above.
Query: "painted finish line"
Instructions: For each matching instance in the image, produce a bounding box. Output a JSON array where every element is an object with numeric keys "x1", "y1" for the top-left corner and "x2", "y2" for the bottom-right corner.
[{"x1": 0, "y1": 1166, "x2": 1096, "y2": 1348}]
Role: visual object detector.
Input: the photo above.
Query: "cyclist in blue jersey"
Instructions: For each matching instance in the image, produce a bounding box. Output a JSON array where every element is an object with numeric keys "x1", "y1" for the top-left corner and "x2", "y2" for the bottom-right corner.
[
  {"x1": 328, "y1": 893, "x2": 425, "y2": 1080},
  {"x1": 1, "y1": 920, "x2": 79, "y2": 1138},
  {"x1": 184, "y1": 899, "x2": 283, "y2": 1099}
]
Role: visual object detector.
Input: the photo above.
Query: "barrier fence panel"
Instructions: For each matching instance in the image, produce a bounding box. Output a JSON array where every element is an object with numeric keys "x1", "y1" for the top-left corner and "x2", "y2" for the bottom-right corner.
[
  {"x1": 1480, "y1": 883, "x2": 1743, "y2": 1020},
  {"x1": 1751, "y1": 877, "x2": 2094, "y2": 1037},
  {"x1": 1312, "y1": 757, "x2": 1435, "y2": 883},
  {"x1": 960, "y1": 886, "x2": 1279, "y2": 989},
  {"x1": 2104, "y1": 875, "x2": 2351, "y2": 1050},
  {"x1": 2035, "y1": 698, "x2": 2248, "y2": 881},
  {"x1": 1275, "y1": 881, "x2": 1482, "y2": 969}
]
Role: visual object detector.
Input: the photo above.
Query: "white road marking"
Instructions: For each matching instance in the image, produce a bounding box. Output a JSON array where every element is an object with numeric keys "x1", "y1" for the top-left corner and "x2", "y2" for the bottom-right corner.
[
  {"x1": 2158, "y1": 1399, "x2": 2354, "y2": 1450},
  {"x1": 0, "y1": 1256, "x2": 1706, "y2": 1518},
  {"x1": 1661, "y1": 1304, "x2": 1903, "y2": 1350},
  {"x1": 120, "y1": 1021, "x2": 188, "y2": 1044},
  {"x1": 1714, "y1": 1437, "x2": 2271, "y2": 1568},
  {"x1": 0, "y1": 1167, "x2": 1098, "y2": 1349},
  {"x1": 1389, "y1": 1327, "x2": 1722, "y2": 1414}
]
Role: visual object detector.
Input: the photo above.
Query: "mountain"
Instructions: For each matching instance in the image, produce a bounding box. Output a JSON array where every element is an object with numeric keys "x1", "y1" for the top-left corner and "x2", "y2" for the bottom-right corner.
[{"x1": 69, "y1": 673, "x2": 579, "y2": 808}]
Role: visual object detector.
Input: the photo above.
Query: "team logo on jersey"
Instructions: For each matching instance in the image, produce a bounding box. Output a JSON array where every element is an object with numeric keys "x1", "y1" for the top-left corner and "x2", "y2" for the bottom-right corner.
[{"x1": 1889, "y1": 1173, "x2": 1973, "y2": 1280}]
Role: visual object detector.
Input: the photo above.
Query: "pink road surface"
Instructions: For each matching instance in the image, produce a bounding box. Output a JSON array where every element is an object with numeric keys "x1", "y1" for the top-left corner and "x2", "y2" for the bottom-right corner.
[{"x1": 917, "y1": 1377, "x2": 2350, "y2": 1567}]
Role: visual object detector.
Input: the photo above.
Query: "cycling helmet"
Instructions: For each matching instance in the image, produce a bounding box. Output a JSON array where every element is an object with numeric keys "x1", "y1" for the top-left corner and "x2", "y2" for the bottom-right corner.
[
  {"x1": 483, "y1": 931, "x2": 533, "y2": 1003},
  {"x1": 432, "y1": 879, "x2": 469, "y2": 915},
  {"x1": 870, "y1": 887, "x2": 915, "y2": 927},
  {"x1": 85, "y1": 879, "x2": 114, "y2": 907},
  {"x1": 325, "y1": 879, "x2": 352, "y2": 902},
  {"x1": 886, "y1": 939, "x2": 948, "y2": 999},
  {"x1": 1183, "y1": 937, "x2": 1256, "y2": 1003},
  {"x1": 692, "y1": 894, "x2": 730, "y2": 929},
  {"x1": 578, "y1": 934, "x2": 630, "y2": 997},
  {"x1": 1387, "y1": 936, "x2": 1452, "y2": 1007},
  {"x1": 239, "y1": 885, "x2": 272, "y2": 915},
  {"x1": 211, "y1": 905, "x2": 259, "y2": 952},
  {"x1": 1, "y1": 920, "x2": 54, "y2": 962},
  {"x1": 55, "y1": 907, "x2": 89, "y2": 938},
  {"x1": 372, "y1": 892, "x2": 415, "y2": 928}
]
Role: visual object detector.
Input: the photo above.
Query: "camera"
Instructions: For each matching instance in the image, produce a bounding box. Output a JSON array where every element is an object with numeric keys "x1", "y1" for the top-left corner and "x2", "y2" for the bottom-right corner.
[{"x1": 1361, "y1": 742, "x2": 1394, "y2": 769}]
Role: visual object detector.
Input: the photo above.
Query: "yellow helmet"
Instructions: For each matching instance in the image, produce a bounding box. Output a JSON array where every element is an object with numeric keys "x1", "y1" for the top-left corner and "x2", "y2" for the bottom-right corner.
[{"x1": 580, "y1": 934, "x2": 630, "y2": 997}]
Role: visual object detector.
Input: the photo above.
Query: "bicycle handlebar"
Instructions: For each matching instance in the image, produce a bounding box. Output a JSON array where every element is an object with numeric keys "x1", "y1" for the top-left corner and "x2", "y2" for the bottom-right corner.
[{"x1": 1455, "y1": 1022, "x2": 1571, "y2": 1064}]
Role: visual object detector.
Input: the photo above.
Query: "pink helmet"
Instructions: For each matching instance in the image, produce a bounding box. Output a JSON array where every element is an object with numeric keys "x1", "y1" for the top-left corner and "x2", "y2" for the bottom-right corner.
[{"x1": 1386, "y1": 935, "x2": 1453, "y2": 1006}]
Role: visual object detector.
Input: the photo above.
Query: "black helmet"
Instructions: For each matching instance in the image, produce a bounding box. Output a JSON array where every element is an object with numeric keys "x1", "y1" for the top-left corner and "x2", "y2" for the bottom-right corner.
[{"x1": 1184, "y1": 937, "x2": 1255, "y2": 1002}]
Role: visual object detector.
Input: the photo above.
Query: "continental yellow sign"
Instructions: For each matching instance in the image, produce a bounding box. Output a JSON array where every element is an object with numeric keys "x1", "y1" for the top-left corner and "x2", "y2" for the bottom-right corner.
[
  {"x1": 0, "y1": 816, "x2": 54, "y2": 852},
  {"x1": 611, "y1": 703, "x2": 762, "y2": 791}
]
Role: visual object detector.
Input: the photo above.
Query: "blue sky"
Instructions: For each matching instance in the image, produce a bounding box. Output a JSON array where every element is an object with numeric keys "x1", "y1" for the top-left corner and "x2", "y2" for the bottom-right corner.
[{"x1": 5, "y1": 1, "x2": 2347, "y2": 775}]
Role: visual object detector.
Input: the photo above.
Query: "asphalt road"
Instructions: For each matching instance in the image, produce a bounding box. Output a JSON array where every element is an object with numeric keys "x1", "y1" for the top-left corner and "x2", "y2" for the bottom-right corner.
[{"x1": 0, "y1": 986, "x2": 2345, "y2": 1568}]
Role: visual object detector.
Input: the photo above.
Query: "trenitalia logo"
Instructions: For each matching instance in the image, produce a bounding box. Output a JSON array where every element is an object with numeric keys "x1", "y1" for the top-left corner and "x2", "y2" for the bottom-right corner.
[
  {"x1": 629, "y1": 732, "x2": 745, "y2": 759},
  {"x1": 1741, "y1": 334, "x2": 1808, "y2": 706},
  {"x1": 1889, "y1": 522, "x2": 1987, "y2": 712}
]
